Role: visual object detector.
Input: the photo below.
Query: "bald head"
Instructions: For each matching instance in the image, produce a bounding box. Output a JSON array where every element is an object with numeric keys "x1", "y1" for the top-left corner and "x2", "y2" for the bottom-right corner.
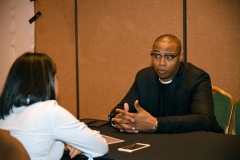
[{"x1": 153, "y1": 34, "x2": 182, "y2": 53}]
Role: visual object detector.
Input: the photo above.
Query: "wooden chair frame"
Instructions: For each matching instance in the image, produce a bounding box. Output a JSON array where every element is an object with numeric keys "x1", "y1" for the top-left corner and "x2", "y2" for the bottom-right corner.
[
  {"x1": 212, "y1": 86, "x2": 234, "y2": 134},
  {"x1": 232, "y1": 100, "x2": 240, "y2": 135},
  {"x1": 0, "y1": 129, "x2": 30, "y2": 160}
]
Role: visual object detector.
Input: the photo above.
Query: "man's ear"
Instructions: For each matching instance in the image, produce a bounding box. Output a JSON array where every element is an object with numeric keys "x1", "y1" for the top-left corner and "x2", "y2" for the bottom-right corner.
[{"x1": 180, "y1": 51, "x2": 184, "y2": 62}]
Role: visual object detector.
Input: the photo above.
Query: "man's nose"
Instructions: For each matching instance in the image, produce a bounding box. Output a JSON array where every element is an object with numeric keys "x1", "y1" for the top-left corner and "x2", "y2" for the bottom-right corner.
[{"x1": 159, "y1": 56, "x2": 166, "y2": 66}]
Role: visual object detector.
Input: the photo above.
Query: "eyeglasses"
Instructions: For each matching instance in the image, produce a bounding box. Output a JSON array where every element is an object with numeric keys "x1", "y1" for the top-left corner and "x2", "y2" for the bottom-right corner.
[{"x1": 150, "y1": 50, "x2": 181, "y2": 62}]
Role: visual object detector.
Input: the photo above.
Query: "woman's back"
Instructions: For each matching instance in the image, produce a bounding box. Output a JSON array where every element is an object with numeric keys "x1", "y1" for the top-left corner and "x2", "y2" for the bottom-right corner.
[{"x1": 0, "y1": 100, "x2": 108, "y2": 160}]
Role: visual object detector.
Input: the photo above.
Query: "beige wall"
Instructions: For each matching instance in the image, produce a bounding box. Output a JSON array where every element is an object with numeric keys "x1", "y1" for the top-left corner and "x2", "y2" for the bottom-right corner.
[
  {"x1": 187, "y1": 0, "x2": 240, "y2": 103},
  {"x1": 78, "y1": 0, "x2": 182, "y2": 120},
  {"x1": 35, "y1": 1, "x2": 77, "y2": 115},
  {"x1": 35, "y1": 0, "x2": 240, "y2": 120}
]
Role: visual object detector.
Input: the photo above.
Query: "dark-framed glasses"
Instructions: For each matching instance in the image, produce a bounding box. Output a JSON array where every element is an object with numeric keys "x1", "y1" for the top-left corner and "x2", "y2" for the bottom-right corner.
[{"x1": 150, "y1": 51, "x2": 181, "y2": 62}]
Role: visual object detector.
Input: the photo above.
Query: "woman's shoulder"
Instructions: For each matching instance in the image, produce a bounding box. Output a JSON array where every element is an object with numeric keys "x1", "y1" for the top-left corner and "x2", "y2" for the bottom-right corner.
[
  {"x1": 40, "y1": 100, "x2": 58, "y2": 107},
  {"x1": 23, "y1": 100, "x2": 61, "y2": 114},
  {"x1": 40, "y1": 100, "x2": 71, "y2": 116},
  {"x1": 31, "y1": 100, "x2": 58, "y2": 109}
]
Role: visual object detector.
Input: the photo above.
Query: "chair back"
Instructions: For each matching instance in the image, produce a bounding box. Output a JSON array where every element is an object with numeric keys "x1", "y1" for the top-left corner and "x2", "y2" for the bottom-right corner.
[
  {"x1": 212, "y1": 86, "x2": 234, "y2": 134},
  {"x1": 0, "y1": 129, "x2": 30, "y2": 160},
  {"x1": 232, "y1": 100, "x2": 240, "y2": 135}
]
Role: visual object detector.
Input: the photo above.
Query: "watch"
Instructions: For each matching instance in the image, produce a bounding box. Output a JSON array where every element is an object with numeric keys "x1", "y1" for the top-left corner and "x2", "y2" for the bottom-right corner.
[
  {"x1": 108, "y1": 113, "x2": 117, "y2": 126},
  {"x1": 155, "y1": 120, "x2": 158, "y2": 131}
]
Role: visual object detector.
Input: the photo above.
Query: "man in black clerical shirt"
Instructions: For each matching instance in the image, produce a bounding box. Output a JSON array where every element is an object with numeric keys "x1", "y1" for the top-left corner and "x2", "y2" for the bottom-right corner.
[{"x1": 108, "y1": 34, "x2": 223, "y2": 134}]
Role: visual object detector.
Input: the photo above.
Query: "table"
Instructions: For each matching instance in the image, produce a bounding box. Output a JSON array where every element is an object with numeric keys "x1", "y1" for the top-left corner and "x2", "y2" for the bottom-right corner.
[{"x1": 91, "y1": 125, "x2": 240, "y2": 160}]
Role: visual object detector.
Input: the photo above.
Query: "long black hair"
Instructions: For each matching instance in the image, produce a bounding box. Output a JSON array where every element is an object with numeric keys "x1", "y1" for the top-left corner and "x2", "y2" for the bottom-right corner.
[{"x1": 0, "y1": 52, "x2": 57, "y2": 119}]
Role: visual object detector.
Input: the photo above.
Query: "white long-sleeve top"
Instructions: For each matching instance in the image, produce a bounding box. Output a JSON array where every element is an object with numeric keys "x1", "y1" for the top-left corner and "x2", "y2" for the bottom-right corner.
[{"x1": 0, "y1": 100, "x2": 108, "y2": 160}]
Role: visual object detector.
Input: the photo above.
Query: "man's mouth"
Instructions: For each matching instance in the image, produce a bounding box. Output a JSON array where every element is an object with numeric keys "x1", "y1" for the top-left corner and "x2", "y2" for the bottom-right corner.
[{"x1": 158, "y1": 69, "x2": 167, "y2": 74}]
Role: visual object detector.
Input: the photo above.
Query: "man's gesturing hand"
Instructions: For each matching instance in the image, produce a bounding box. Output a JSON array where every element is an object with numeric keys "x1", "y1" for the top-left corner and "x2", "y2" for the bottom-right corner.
[
  {"x1": 112, "y1": 100, "x2": 157, "y2": 133},
  {"x1": 112, "y1": 103, "x2": 137, "y2": 133},
  {"x1": 131, "y1": 100, "x2": 157, "y2": 132}
]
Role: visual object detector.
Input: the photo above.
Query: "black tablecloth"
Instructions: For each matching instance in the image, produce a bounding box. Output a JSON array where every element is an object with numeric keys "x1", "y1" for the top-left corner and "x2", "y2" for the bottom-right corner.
[{"x1": 91, "y1": 125, "x2": 240, "y2": 160}]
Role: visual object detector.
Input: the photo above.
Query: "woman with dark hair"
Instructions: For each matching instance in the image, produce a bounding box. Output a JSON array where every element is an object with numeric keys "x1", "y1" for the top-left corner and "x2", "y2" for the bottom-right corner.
[{"x1": 0, "y1": 52, "x2": 108, "y2": 160}]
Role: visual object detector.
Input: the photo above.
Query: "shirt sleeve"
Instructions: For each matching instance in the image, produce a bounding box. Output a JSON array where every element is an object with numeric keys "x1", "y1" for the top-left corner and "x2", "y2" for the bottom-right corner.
[{"x1": 49, "y1": 101, "x2": 108, "y2": 158}]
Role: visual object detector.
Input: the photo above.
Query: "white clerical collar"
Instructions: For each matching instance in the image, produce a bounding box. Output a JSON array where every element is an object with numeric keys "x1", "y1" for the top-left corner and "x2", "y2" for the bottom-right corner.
[{"x1": 159, "y1": 78, "x2": 172, "y2": 84}]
